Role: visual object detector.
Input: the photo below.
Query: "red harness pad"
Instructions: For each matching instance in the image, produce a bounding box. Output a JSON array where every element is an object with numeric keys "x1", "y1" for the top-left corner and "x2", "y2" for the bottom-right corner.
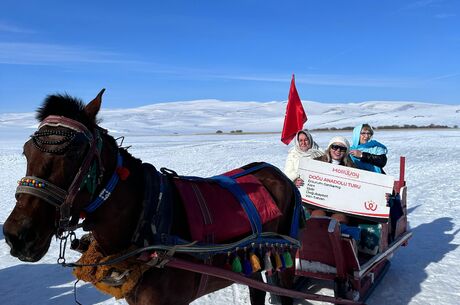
[{"x1": 173, "y1": 169, "x2": 281, "y2": 243}]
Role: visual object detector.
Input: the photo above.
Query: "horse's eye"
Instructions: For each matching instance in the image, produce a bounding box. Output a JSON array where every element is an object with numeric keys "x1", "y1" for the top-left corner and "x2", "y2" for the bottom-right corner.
[{"x1": 70, "y1": 134, "x2": 88, "y2": 146}]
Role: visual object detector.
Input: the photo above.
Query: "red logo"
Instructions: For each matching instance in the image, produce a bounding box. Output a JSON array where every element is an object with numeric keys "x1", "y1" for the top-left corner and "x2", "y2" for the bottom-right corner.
[{"x1": 364, "y1": 200, "x2": 377, "y2": 211}]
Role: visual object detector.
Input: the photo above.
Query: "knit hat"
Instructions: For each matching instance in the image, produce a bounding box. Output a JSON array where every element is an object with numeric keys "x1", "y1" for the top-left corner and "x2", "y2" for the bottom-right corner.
[{"x1": 328, "y1": 136, "x2": 350, "y2": 151}]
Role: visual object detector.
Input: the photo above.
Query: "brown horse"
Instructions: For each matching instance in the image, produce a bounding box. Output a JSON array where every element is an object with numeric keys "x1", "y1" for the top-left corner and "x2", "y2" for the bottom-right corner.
[{"x1": 3, "y1": 90, "x2": 300, "y2": 305}]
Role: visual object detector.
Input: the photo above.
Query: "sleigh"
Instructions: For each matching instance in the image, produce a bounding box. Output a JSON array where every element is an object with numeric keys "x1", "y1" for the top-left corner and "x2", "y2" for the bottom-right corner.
[
  {"x1": 293, "y1": 156, "x2": 412, "y2": 303},
  {"x1": 69, "y1": 157, "x2": 411, "y2": 305},
  {"x1": 164, "y1": 157, "x2": 412, "y2": 304},
  {"x1": 157, "y1": 157, "x2": 412, "y2": 304}
]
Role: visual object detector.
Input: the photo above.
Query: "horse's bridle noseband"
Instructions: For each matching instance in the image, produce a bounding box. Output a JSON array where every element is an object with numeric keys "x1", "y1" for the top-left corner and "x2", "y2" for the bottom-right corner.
[{"x1": 15, "y1": 115, "x2": 120, "y2": 233}]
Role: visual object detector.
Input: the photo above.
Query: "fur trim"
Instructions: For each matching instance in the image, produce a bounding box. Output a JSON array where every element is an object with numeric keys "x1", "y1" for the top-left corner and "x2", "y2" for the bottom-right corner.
[{"x1": 72, "y1": 239, "x2": 149, "y2": 299}]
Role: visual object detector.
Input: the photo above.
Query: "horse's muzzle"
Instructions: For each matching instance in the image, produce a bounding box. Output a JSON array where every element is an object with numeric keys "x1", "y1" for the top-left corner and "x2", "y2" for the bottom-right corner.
[{"x1": 3, "y1": 218, "x2": 50, "y2": 262}]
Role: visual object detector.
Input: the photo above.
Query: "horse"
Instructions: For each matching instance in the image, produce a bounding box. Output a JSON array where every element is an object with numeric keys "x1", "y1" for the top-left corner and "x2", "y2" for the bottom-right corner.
[{"x1": 3, "y1": 90, "x2": 301, "y2": 305}]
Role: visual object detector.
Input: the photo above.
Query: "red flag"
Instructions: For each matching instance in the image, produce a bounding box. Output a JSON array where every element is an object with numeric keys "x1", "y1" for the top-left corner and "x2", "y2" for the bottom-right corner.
[{"x1": 281, "y1": 74, "x2": 307, "y2": 144}]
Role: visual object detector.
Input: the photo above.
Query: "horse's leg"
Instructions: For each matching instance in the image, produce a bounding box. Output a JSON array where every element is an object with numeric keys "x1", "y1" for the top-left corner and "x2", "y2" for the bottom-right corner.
[
  {"x1": 125, "y1": 268, "x2": 195, "y2": 305},
  {"x1": 248, "y1": 273, "x2": 266, "y2": 305},
  {"x1": 278, "y1": 268, "x2": 295, "y2": 305}
]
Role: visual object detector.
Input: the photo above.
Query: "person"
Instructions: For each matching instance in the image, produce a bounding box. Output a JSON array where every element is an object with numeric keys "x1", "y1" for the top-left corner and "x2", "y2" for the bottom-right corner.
[
  {"x1": 349, "y1": 124, "x2": 387, "y2": 173},
  {"x1": 284, "y1": 129, "x2": 324, "y2": 187},
  {"x1": 314, "y1": 136, "x2": 356, "y2": 167},
  {"x1": 310, "y1": 136, "x2": 356, "y2": 224},
  {"x1": 350, "y1": 124, "x2": 403, "y2": 241}
]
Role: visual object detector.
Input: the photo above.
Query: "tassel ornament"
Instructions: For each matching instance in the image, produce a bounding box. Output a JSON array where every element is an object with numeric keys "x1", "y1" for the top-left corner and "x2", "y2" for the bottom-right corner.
[
  {"x1": 243, "y1": 256, "x2": 253, "y2": 276},
  {"x1": 224, "y1": 253, "x2": 232, "y2": 271},
  {"x1": 249, "y1": 252, "x2": 261, "y2": 272},
  {"x1": 283, "y1": 251, "x2": 294, "y2": 268},
  {"x1": 232, "y1": 256, "x2": 242, "y2": 273},
  {"x1": 264, "y1": 251, "x2": 274, "y2": 276},
  {"x1": 274, "y1": 252, "x2": 283, "y2": 271},
  {"x1": 280, "y1": 251, "x2": 286, "y2": 269}
]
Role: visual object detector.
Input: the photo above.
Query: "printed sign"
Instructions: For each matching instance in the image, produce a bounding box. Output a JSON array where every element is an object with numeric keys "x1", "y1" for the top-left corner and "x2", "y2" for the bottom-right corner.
[{"x1": 298, "y1": 159, "x2": 394, "y2": 222}]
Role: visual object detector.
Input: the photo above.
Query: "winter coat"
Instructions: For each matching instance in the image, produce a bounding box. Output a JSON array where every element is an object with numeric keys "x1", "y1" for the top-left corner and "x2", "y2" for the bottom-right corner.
[
  {"x1": 350, "y1": 124, "x2": 387, "y2": 173},
  {"x1": 284, "y1": 130, "x2": 324, "y2": 181}
]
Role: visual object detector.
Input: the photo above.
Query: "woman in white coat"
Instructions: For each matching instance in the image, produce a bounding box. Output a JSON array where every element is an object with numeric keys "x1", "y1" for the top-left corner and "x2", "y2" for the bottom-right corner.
[{"x1": 284, "y1": 129, "x2": 324, "y2": 187}]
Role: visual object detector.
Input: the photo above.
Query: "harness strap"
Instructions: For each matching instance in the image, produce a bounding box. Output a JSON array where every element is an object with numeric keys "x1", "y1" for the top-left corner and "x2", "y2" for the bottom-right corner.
[
  {"x1": 229, "y1": 162, "x2": 303, "y2": 239},
  {"x1": 227, "y1": 162, "x2": 270, "y2": 179},
  {"x1": 40, "y1": 115, "x2": 93, "y2": 140},
  {"x1": 84, "y1": 153, "x2": 123, "y2": 213},
  {"x1": 211, "y1": 175, "x2": 262, "y2": 235},
  {"x1": 16, "y1": 176, "x2": 68, "y2": 207},
  {"x1": 166, "y1": 257, "x2": 363, "y2": 305}
]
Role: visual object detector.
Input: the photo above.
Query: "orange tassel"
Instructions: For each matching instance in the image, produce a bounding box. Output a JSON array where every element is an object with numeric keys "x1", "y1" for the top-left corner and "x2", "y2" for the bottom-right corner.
[{"x1": 249, "y1": 252, "x2": 261, "y2": 272}]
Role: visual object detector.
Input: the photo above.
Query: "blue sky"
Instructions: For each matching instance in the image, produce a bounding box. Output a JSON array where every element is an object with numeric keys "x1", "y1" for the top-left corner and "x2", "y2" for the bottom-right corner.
[{"x1": 1, "y1": 0, "x2": 459, "y2": 112}]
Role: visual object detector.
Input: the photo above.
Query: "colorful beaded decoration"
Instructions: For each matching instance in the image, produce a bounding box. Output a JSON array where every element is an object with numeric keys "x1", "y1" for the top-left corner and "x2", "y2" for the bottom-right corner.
[{"x1": 18, "y1": 178, "x2": 46, "y2": 189}]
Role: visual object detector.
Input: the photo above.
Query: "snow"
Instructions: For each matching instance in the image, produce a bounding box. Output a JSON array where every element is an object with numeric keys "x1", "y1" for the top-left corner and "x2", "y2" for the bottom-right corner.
[{"x1": 1, "y1": 99, "x2": 459, "y2": 304}]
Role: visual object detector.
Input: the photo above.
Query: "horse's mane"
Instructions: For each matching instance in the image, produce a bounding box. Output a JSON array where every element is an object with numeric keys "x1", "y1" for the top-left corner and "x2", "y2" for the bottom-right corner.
[
  {"x1": 36, "y1": 93, "x2": 97, "y2": 127},
  {"x1": 36, "y1": 93, "x2": 143, "y2": 167}
]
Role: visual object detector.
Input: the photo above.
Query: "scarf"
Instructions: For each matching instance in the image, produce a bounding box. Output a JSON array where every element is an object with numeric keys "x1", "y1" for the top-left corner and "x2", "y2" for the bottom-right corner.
[{"x1": 350, "y1": 124, "x2": 387, "y2": 173}]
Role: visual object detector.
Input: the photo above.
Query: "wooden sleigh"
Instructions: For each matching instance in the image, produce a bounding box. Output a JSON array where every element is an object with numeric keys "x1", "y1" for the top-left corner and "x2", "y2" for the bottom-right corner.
[
  {"x1": 294, "y1": 157, "x2": 412, "y2": 303},
  {"x1": 159, "y1": 157, "x2": 412, "y2": 305}
]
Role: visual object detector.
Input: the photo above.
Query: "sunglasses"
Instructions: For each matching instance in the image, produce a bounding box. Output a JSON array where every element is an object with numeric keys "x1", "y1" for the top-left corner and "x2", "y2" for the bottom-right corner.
[{"x1": 330, "y1": 144, "x2": 347, "y2": 152}]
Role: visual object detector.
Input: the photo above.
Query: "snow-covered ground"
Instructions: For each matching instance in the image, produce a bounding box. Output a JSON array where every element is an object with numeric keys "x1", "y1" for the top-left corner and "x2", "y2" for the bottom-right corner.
[{"x1": 1, "y1": 99, "x2": 459, "y2": 304}]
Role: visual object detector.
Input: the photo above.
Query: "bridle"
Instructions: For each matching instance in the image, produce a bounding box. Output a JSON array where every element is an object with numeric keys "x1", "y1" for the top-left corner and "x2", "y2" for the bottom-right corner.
[{"x1": 15, "y1": 115, "x2": 122, "y2": 234}]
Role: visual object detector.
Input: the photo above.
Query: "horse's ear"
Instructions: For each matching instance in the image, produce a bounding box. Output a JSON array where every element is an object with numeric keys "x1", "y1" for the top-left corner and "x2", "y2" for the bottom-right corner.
[{"x1": 85, "y1": 88, "x2": 105, "y2": 120}]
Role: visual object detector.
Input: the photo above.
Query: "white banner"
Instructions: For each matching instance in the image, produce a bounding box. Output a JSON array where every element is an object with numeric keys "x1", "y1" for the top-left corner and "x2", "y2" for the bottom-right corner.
[{"x1": 298, "y1": 159, "x2": 394, "y2": 222}]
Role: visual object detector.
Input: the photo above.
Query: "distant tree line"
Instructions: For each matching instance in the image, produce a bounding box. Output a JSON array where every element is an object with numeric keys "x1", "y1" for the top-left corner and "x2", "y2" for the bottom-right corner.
[
  {"x1": 213, "y1": 124, "x2": 458, "y2": 135},
  {"x1": 312, "y1": 124, "x2": 458, "y2": 132}
]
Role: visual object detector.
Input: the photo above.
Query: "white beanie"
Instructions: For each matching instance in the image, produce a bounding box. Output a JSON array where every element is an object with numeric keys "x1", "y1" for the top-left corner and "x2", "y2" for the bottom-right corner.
[{"x1": 328, "y1": 136, "x2": 350, "y2": 151}]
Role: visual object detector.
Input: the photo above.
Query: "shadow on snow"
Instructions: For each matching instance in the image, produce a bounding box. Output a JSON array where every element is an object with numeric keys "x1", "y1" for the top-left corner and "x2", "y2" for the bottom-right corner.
[
  {"x1": 0, "y1": 263, "x2": 112, "y2": 305},
  {"x1": 369, "y1": 217, "x2": 459, "y2": 305}
]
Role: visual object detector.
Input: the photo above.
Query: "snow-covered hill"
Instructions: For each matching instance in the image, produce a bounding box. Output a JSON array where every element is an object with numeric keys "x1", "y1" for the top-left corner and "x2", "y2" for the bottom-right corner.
[{"x1": 0, "y1": 100, "x2": 458, "y2": 136}]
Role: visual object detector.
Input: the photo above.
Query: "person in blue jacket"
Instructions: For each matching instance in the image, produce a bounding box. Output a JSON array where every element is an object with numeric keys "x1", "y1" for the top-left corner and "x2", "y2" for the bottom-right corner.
[
  {"x1": 349, "y1": 124, "x2": 388, "y2": 173},
  {"x1": 350, "y1": 124, "x2": 403, "y2": 241}
]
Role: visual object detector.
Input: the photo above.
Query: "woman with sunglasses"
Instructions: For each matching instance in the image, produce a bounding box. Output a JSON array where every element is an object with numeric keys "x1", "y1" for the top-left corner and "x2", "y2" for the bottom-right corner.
[
  {"x1": 310, "y1": 136, "x2": 356, "y2": 223},
  {"x1": 314, "y1": 136, "x2": 355, "y2": 167},
  {"x1": 349, "y1": 124, "x2": 387, "y2": 173},
  {"x1": 284, "y1": 129, "x2": 324, "y2": 187}
]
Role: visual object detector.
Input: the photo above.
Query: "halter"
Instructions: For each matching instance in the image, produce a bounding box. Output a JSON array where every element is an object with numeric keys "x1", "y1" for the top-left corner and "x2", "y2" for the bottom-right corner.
[{"x1": 15, "y1": 115, "x2": 122, "y2": 233}]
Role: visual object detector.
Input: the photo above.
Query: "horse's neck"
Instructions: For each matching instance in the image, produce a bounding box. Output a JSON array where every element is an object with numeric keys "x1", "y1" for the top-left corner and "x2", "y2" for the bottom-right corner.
[{"x1": 89, "y1": 142, "x2": 145, "y2": 255}]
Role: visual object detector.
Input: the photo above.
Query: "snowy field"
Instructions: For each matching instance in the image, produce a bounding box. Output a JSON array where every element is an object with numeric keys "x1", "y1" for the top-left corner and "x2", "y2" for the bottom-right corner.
[{"x1": 1, "y1": 126, "x2": 459, "y2": 305}]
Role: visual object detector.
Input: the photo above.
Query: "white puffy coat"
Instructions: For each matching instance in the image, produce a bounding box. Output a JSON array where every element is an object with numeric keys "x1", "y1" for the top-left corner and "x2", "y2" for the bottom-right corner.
[{"x1": 284, "y1": 130, "x2": 324, "y2": 181}]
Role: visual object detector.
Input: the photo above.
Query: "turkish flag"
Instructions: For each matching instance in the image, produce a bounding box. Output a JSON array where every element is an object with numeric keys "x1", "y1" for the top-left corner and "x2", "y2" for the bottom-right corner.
[{"x1": 281, "y1": 75, "x2": 307, "y2": 144}]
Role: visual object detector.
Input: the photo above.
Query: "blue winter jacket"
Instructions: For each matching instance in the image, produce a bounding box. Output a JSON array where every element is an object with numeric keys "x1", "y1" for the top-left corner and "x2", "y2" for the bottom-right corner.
[{"x1": 350, "y1": 124, "x2": 388, "y2": 173}]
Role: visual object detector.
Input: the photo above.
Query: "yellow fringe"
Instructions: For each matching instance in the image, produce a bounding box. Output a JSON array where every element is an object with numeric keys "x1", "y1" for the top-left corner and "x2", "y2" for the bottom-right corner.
[{"x1": 274, "y1": 252, "x2": 283, "y2": 271}]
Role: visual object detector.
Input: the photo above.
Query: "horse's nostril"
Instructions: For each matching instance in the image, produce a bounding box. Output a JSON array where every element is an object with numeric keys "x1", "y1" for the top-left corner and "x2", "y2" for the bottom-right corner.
[
  {"x1": 4, "y1": 231, "x2": 21, "y2": 254},
  {"x1": 4, "y1": 225, "x2": 34, "y2": 252}
]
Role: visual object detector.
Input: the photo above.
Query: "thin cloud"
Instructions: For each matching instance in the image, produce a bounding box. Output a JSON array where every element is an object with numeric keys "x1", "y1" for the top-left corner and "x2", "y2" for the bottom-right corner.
[
  {"x1": 0, "y1": 21, "x2": 35, "y2": 34},
  {"x1": 403, "y1": 0, "x2": 444, "y2": 10},
  {"x1": 434, "y1": 13, "x2": 456, "y2": 19},
  {"x1": 206, "y1": 73, "x2": 419, "y2": 88},
  {"x1": 0, "y1": 42, "x2": 144, "y2": 65},
  {"x1": 426, "y1": 72, "x2": 460, "y2": 81}
]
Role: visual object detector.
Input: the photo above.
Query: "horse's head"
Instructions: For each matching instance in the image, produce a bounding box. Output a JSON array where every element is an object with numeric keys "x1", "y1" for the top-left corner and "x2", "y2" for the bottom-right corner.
[{"x1": 3, "y1": 90, "x2": 106, "y2": 262}]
